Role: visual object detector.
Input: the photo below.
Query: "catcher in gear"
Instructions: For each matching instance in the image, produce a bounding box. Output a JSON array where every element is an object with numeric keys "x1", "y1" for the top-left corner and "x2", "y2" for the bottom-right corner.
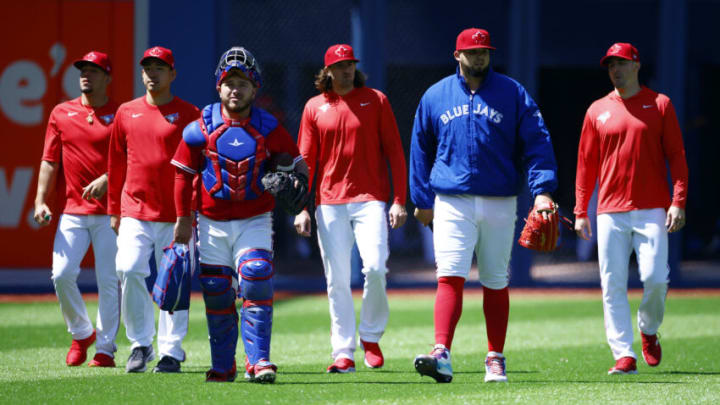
[{"x1": 171, "y1": 46, "x2": 309, "y2": 383}]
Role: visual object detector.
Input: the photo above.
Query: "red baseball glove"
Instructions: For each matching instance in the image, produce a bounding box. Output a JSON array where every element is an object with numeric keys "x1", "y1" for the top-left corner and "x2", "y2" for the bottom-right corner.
[{"x1": 518, "y1": 201, "x2": 559, "y2": 252}]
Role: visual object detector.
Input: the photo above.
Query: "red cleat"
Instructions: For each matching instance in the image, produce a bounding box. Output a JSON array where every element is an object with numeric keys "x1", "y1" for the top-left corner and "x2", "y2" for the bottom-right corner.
[
  {"x1": 641, "y1": 333, "x2": 662, "y2": 367},
  {"x1": 66, "y1": 331, "x2": 96, "y2": 366},
  {"x1": 88, "y1": 353, "x2": 115, "y2": 367},
  {"x1": 360, "y1": 340, "x2": 384, "y2": 368},
  {"x1": 206, "y1": 360, "x2": 237, "y2": 383},
  {"x1": 608, "y1": 356, "x2": 638, "y2": 375},
  {"x1": 326, "y1": 357, "x2": 355, "y2": 373}
]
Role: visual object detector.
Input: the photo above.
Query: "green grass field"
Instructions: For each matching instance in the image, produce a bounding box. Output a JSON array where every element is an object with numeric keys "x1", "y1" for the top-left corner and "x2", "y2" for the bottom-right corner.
[{"x1": 1, "y1": 291, "x2": 718, "y2": 404}]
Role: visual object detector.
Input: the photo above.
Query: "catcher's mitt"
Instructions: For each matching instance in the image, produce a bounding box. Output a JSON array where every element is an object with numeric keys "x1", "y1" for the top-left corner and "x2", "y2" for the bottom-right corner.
[
  {"x1": 518, "y1": 201, "x2": 559, "y2": 252},
  {"x1": 261, "y1": 171, "x2": 309, "y2": 215}
]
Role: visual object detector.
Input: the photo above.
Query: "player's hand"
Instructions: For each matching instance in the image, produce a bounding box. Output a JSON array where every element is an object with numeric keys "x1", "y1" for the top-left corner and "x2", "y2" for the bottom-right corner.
[
  {"x1": 388, "y1": 203, "x2": 407, "y2": 229},
  {"x1": 33, "y1": 203, "x2": 53, "y2": 226},
  {"x1": 81, "y1": 174, "x2": 108, "y2": 201},
  {"x1": 174, "y1": 216, "x2": 193, "y2": 244},
  {"x1": 534, "y1": 193, "x2": 554, "y2": 220},
  {"x1": 575, "y1": 217, "x2": 592, "y2": 241},
  {"x1": 414, "y1": 208, "x2": 434, "y2": 227},
  {"x1": 110, "y1": 215, "x2": 120, "y2": 234},
  {"x1": 294, "y1": 210, "x2": 312, "y2": 237},
  {"x1": 666, "y1": 206, "x2": 686, "y2": 233}
]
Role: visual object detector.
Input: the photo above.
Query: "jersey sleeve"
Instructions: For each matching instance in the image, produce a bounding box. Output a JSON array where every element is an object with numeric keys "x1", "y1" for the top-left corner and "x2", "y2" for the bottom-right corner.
[
  {"x1": 378, "y1": 93, "x2": 407, "y2": 205},
  {"x1": 574, "y1": 110, "x2": 600, "y2": 218},
  {"x1": 297, "y1": 103, "x2": 319, "y2": 195},
  {"x1": 107, "y1": 109, "x2": 127, "y2": 216},
  {"x1": 266, "y1": 124, "x2": 301, "y2": 161},
  {"x1": 41, "y1": 107, "x2": 62, "y2": 163},
  {"x1": 516, "y1": 86, "x2": 559, "y2": 197},
  {"x1": 659, "y1": 99, "x2": 689, "y2": 209},
  {"x1": 409, "y1": 96, "x2": 437, "y2": 209}
]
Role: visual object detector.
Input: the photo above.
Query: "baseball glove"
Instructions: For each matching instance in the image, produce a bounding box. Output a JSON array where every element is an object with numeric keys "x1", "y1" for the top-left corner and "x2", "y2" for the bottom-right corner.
[
  {"x1": 518, "y1": 201, "x2": 559, "y2": 252},
  {"x1": 261, "y1": 171, "x2": 309, "y2": 215}
]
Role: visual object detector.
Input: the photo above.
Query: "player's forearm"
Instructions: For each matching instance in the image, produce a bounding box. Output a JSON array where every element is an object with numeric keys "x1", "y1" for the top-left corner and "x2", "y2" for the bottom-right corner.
[
  {"x1": 174, "y1": 170, "x2": 194, "y2": 217},
  {"x1": 35, "y1": 161, "x2": 58, "y2": 204}
]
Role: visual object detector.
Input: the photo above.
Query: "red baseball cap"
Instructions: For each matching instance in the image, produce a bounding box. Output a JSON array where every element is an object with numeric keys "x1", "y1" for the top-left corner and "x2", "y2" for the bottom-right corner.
[
  {"x1": 324, "y1": 44, "x2": 359, "y2": 67},
  {"x1": 140, "y1": 46, "x2": 175, "y2": 68},
  {"x1": 456, "y1": 28, "x2": 495, "y2": 51},
  {"x1": 600, "y1": 43, "x2": 639, "y2": 65},
  {"x1": 73, "y1": 51, "x2": 112, "y2": 74}
]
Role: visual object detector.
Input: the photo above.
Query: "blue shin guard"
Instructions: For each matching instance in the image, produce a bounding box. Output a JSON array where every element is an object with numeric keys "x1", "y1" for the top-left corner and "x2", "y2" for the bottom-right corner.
[
  {"x1": 238, "y1": 250, "x2": 274, "y2": 365},
  {"x1": 200, "y1": 264, "x2": 238, "y2": 373}
]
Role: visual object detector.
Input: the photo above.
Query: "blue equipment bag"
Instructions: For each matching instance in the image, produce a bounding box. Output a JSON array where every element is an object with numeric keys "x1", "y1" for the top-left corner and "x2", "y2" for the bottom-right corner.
[{"x1": 152, "y1": 243, "x2": 192, "y2": 313}]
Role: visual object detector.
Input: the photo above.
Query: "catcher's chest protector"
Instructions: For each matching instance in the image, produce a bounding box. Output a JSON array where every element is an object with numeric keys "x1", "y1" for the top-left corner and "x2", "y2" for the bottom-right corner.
[{"x1": 197, "y1": 103, "x2": 278, "y2": 201}]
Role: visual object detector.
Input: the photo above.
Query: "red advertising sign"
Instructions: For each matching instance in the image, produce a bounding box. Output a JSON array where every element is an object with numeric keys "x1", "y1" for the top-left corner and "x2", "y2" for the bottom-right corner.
[{"x1": 0, "y1": 1, "x2": 135, "y2": 267}]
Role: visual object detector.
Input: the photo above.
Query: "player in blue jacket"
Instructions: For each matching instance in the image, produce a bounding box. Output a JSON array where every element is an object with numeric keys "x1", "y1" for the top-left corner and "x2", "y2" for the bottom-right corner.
[{"x1": 411, "y1": 28, "x2": 558, "y2": 384}]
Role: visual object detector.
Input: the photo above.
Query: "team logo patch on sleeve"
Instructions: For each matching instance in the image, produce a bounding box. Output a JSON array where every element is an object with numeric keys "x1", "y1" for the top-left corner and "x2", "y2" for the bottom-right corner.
[
  {"x1": 164, "y1": 113, "x2": 179, "y2": 123},
  {"x1": 100, "y1": 114, "x2": 115, "y2": 124}
]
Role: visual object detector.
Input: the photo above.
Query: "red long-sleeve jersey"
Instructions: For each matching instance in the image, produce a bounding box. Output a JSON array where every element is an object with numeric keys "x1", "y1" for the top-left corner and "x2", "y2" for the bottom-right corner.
[
  {"x1": 297, "y1": 87, "x2": 407, "y2": 206},
  {"x1": 107, "y1": 96, "x2": 199, "y2": 222},
  {"x1": 574, "y1": 87, "x2": 688, "y2": 218}
]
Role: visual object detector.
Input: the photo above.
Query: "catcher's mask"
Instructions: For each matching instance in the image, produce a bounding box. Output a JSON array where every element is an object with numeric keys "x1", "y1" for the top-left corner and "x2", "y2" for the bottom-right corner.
[{"x1": 215, "y1": 46, "x2": 262, "y2": 88}]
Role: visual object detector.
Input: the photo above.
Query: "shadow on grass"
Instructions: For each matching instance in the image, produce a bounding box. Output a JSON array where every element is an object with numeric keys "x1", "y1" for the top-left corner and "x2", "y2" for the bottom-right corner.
[{"x1": 660, "y1": 370, "x2": 720, "y2": 375}]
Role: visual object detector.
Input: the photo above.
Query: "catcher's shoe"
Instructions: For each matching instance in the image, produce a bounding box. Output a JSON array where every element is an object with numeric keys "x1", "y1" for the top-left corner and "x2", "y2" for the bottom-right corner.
[
  {"x1": 608, "y1": 356, "x2": 638, "y2": 375},
  {"x1": 484, "y1": 352, "x2": 508, "y2": 383},
  {"x1": 360, "y1": 339, "x2": 384, "y2": 369},
  {"x1": 206, "y1": 361, "x2": 237, "y2": 383},
  {"x1": 66, "y1": 330, "x2": 96, "y2": 366},
  {"x1": 414, "y1": 344, "x2": 453, "y2": 383},
  {"x1": 125, "y1": 345, "x2": 155, "y2": 373},
  {"x1": 88, "y1": 353, "x2": 115, "y2": 367},
  {"x1": 327, "y1": 358, "x2": 356, "y2": 373},
  {"x1": 153, "y1": 355, "x2": 181, "y2": 373},
  {"x1": 641, "y1": 333, "x2": 662, "y2": 367},
  {"x1": 245, "y1": 360, "x2": 277, "y2": 383}
]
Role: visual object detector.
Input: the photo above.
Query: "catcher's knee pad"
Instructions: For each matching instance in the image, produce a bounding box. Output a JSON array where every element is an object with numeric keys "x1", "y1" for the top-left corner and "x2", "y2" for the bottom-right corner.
[
  {"x1": 241, "y1": 303, "x2": 273, "y2": 365},
  {"x1": 238, "y1": 249, "x2": 274, "y2": 301},
  {"x1": 200, "y1": 264, "x2": 238, "y2": 373}
]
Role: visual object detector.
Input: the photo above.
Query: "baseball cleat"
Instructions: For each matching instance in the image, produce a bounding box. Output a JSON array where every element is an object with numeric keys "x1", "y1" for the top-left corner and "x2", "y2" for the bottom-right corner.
[
  {"x1": 414, "y1": 344, "x2": 453, "y2": 383},
  {"x1": 125, "y1": 345, "x2": 155, "y2": 373},
  {"x1": 641, "y1": 333, "x2": 662, "y2": 367},
  {"x1": 66, "y1": 330, "x2": 96, "y2": 366},
  {"x1": 247, "y1": 360, "x2": 277, "y2": 383},
  {"x1": 153, "y1": 355, "x2": 181, "y2": 373},
  {"x1": 360, "y1": 339, "x2": 384, "y2": 369},
  {"x1": 326, "y1": 357, "x2": 356, "y2": 373},
  {"x1": 88, "y1": 352, "x2": 115, "y2": 367},
  {"x1": 206, "y1": 361, "x2": 237, "y2": 383},
  {"x1": 608, "y1": 356, "x2": 638, "y2": 375},
  {"x1": 484, "y1": 352, "x2": 508, "y2": 383}
]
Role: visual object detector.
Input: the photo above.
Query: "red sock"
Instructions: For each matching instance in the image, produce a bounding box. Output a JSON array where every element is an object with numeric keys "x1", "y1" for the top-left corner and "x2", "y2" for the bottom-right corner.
[
  {"x1": 483, "y1": 286, "x2": 509, "y2": 353},
  {"x1": 434, "y1": 276, "x2": 465, "y2": 350}
]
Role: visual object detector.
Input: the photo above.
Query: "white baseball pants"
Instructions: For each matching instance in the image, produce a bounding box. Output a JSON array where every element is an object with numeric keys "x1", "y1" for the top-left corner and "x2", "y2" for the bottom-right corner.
[
  {"x1": 197, "y1": 212, "x2": 273, "y2": 269},
  {"x1": 115, "y1": 217, "x2": 189, "y2": 361},
  {"x1": 316, "y1": 201, "x2": 389, "y2": 361},
  {"x1": 51, "y1": 214, "x2": 119, "y2": 356},
  {"x1": 597, "y1": 208, "x2": 669, "y2": 360},
  {"x1": 433, "y1": 194, "x2": 517, "y2": 288}
]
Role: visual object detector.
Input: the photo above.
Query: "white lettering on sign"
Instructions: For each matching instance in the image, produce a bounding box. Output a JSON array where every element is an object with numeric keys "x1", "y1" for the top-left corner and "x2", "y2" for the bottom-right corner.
[
  {"x1": 0, "y1": 167, "x2": 34, "y2": 228},
  {"x1": 0, "y1": 61, "x2": 47, "y2": 126}
]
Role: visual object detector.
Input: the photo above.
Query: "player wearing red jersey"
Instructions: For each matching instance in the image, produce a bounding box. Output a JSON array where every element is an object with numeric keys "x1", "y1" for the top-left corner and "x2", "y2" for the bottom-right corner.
[
  {"x1": 172, "y1": 47, "x2": 308, "y2": 383},
  {"x1": 33, "y1": 51, "x2": 120, "y2": 367},
  {"x1": 108, "y1": 46, "x2": 200, "y2": 373},
  {"x1": 294, "y1": 44, "x2": 408, "y2": 373},
  {"x1": 574, "y1": 43, "x2": 689, "y2": 375}
]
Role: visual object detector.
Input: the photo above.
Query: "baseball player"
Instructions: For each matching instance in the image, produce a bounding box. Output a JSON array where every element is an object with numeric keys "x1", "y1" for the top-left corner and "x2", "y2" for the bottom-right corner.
[
  {"x1": 294, "y1": 44, "x2": 408, "y2": 373},
  {"x1": 33, "y1": 51, "x2": 120, "y2": 368},
  {"x1": 410, "y1": 28, "x2": 558, "y2": 383},
  {"x1": 575, "y1": 43, "x2": 689, "y2": 375},
  {"x1": 107, "y1": 46, "x2": 200, "y2": 373},
  {"x1": 172, "y1": 46, "x2": 307, "y2": 383}
]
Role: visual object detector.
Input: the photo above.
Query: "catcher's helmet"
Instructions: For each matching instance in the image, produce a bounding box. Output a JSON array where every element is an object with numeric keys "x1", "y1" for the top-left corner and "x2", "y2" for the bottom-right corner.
[{"x1": 215, "y1": 46, "x2": 262, "y2": 88}]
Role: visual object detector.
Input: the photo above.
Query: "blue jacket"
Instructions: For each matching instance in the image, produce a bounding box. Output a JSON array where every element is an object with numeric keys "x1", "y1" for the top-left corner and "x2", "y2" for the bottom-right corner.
[{"x1": 409, "y1": 67, "x2": 558, "y2": 209}]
